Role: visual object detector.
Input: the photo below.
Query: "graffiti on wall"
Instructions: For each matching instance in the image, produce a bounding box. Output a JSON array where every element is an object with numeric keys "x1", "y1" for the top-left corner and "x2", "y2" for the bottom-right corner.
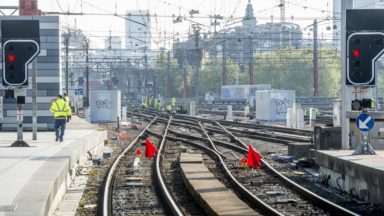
[
  {"x1": 271, "y1": 93, "x2": 291, "y2": 116},
  {"x1": 234, "y1": 88, "x2": 245, "y2": 99},
  {"x1": 95, "y1": 98, "x2": 113, "y2": 109}
]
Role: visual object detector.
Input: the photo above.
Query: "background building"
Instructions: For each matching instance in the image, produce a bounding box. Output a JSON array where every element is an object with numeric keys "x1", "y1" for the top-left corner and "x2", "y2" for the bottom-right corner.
[
  {"x1": 104, "y1": 36, "x2": 122, "y2": 50},
  {"x1": 174, "y1": 1, "x2": 303, "y2": 69},
  {"x1": 125, "y1": 10, "x2": 151, "y2": 58}
]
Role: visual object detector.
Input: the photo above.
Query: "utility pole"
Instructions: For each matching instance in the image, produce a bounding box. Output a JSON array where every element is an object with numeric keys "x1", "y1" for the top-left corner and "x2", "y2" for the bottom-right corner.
[
  {"x1": 167, "y1": 51, "x2": 173, "y2": 97},
  {"x1": 192, "y1": 24, "x2": 201, "y2": 102},
  {"x1": 153, "y1": 70, "x2": 157, "y2": 98},
  {"x1": 313, "y1": 19, "x2": 319, "y2": 97},
  {"x1": 144, "y1": 54, "x2": 148, "y2": 96},
  {"x1": 108, "y1": 29, "x2": 112, "y2": 49},
  {"x1": 64, "y1": 30, "x2": 70, "y2": 94},
  {"x1": 211, "y1": 15, "x2": 223, "y2": 34},
  {"x1": 84, "y1": 39, "x2": 90, "y2": 107},
  {"x1": 109, "y1": 62, "x2": 113, "y2": 90},
  {"x1": 279, "y1": 0, "x2": 286, "y2": 23},
  {"x1": 248, "y1": 35, "x2": 254, "y2": 85},
  {"x1": 183, "y1": 49, "x2": 189, "y2": 98},
  {"x1": 153, "y1": 58, "x2": 157, "y2": 98},
  {"x1": 222, "y1": 39, "x2": 227, "y2": 85}
]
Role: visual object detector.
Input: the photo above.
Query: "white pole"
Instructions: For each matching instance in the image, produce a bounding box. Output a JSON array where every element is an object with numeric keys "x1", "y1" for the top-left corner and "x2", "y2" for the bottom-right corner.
[
  {"x1": 32, "y1": 59, "x2": 37, "y2": 140},
  {"x1": 341, "y1": 0, "x2": 354, "y2": 149}
]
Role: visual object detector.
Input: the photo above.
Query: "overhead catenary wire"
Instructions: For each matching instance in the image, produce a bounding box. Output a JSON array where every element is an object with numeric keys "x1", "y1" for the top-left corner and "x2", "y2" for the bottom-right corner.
[
  {"x1": 49, "y1": 0, "x2": 337, "y2": 52},
  {"x1": 54, "y1": 0, "x2": 343, "y2": 96}
]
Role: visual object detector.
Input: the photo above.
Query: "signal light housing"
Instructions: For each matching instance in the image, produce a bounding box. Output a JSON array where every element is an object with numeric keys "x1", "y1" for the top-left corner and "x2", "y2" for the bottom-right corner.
[
  {"x1": 347, "y1": 32, "x2": 384, "y2": 86},
  {"x1": 351, "y1": 98, "x2": 373, "y2": 111},
  {"x1": 2, "y1": 40, "x2": 40, "y2": 86}
]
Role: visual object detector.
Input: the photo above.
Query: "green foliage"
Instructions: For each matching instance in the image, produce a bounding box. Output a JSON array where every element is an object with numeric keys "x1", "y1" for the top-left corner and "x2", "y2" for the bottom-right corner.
[
  {"x1": 318, "y1": 48, "x2": 341, "y2": 96},
  {"x1": 376, "y1": 62, "x2": 384, "y2": 96},
  {"x1": 252, "y1": 47, "x2": 341, "y2": 97},
  {"x1": 200, "y1": 57, "x2": 223, "y2": 94},
  {"x1": 156, "y1": 47, "x2": 341, "y2": 98}
]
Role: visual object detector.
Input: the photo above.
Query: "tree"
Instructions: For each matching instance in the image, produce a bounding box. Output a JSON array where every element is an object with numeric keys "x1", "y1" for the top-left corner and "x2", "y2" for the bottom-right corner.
[
  {"x1": 252, "y1": 47, "x2": 340, "y2": 97},
  {"x1": 156, "y1": 46, "x2": 341, "y2": 98}
]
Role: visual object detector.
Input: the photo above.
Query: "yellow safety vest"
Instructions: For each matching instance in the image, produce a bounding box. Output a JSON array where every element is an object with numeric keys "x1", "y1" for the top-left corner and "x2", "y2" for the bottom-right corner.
[
  {"x1": 64, "y1": 96, "x2": 72, "y2": 116},
  {"x1": 50, "y1": 99, "x2": 70, "y2": 118},
  {"x1": 64, "y1": 96, "x2": 70, "y2": 105}
]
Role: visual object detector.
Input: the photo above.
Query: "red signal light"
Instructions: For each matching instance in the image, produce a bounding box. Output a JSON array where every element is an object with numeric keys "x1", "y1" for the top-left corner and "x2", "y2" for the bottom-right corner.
[
  {"x1": 7, "y1": 54, "x2": 15, "y2": 62},
  {"x1": 353, "y1": 50, "x2": 360, "y2": 57}
]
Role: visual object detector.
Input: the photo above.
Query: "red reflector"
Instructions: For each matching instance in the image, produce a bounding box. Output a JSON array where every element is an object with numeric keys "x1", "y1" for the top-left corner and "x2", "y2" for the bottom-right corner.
[
  {"x1": 353, "y1": 50, "x2": 360, "y2": 57},
  {"x1": 8, "y1": 55, "x2": 15, "y2": 62}
]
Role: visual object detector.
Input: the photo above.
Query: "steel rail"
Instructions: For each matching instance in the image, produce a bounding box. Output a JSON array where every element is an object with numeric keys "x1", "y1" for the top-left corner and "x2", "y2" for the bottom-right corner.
[
  {"x1": 215, "y1": 122, "x2": 359, "y2": 216},
  {"x1": 154, "y1": 116, "x2": 185, "y2": 216},
  {"x1": 101, "y1": 116, "x2": 157, "y2": 216},
  {"x1": 217, "y1": 119, "x2": 313, "y2": 136},
  {"x1": 130, "y1": 111, "x2": 357, "y2": 215},
  {"x1": 170, "y1": 116, "x2": 309, "y2": 144},
  {"x1": 153, "y1": 123, "x2": 359, "y2": 216},
  {"x1": 224, "y1": 126, "x2": 312, "y2": 143},
  {"x1": 197, "y1": 122, "x2": 226, "y2": 158},
  {"x1": 173, "y1": 114, "x2": 313, "y2": 137},
  {"x1": 166, "y1": 134, "x2": 283, "y2": 216},
  {"x1": 167, "y1": 128, "x2": 240, "y2": 151}
]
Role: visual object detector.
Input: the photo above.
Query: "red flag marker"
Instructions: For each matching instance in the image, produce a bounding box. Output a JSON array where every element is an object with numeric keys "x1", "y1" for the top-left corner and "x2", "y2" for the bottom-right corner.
[
  {"x1": 247, "y1": 145, "x2": 262, "y2": 168},
  {"x1": 145, "y1": 138, "x2": 158, "y2": 158},
  {"x1": 241, "y1": 157, "x2": 248, "y2": 169},
  {"x1": 136, "y1": 148, "x2": 142, "y2": 157},
  {"x1": 241, "y1": 157, "x2": 247, "y2": 164}
]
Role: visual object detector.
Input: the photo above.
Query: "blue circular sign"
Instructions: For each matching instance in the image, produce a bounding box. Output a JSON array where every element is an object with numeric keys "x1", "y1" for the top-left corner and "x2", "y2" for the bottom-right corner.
[{"x1": 356, "y1": 113, "x2": 374, "y2": 132}]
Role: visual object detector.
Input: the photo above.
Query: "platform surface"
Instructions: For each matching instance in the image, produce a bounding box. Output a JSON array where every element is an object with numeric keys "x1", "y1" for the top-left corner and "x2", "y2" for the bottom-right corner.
[
  {"x1": 180, "y1": 153, "x2": 260, "y2": 216},
  {"x1": 316, "y1": 150, "x2": 384, "y2": 171},
  {"x1": 0, "y1": 117, "x2": 105, "y2": 216}
]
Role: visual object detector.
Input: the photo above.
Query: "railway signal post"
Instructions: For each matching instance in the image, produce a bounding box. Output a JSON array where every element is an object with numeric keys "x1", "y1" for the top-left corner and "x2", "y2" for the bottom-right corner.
[
  {"x1": 343, "y1": 9, "x2": 384, "y2": 154},
  {"x1": 1, "y1": 20, "x2": 40, "y2": 146}
]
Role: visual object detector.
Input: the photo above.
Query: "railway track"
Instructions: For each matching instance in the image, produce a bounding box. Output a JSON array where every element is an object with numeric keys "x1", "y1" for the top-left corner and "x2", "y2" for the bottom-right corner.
[
  {"x1": 101, "y1": 116, "x2": 166, "y2": 215},
  {"x1": 148, "y1": 123, "x2": 208, "y2": 215},
  {"x1": 100, "y1": 115, "x2": 188, "y2": 216},
  {"x1": 152, "y1": 112, "x2": 356, "y2": 215},
  {"x1": 169, "y1": 114, "x2": 313, "y2": 143},
  {"x1": 165, "y1": 118, "x2": 356, "y2": 215},
  {"x1": 100, "y1": 114, "x2": 208, "y2": 216},
  {"x1": 101, "y1": 110, "x2": 358, "y2": 215}
]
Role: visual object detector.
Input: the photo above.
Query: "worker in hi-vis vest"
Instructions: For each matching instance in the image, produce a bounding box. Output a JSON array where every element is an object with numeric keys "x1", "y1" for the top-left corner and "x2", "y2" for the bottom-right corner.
[{"x1": 50, "y1": 95, "x2": 71, "y2": 142}]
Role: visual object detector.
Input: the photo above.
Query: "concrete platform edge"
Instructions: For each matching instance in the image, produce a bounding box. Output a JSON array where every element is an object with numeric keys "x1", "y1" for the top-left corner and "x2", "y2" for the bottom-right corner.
[
  {"x1": 313, "y1": 150, "x2": 384, "y2": 204},
  {"x1": 6, "y1": 130, "x2": 107, "y2": 216}
]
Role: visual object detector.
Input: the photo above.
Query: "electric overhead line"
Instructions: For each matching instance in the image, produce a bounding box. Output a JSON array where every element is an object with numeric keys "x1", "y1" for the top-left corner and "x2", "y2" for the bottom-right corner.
[{"x1": 45, "y1": 10, "x2": 334, "y2": 21}]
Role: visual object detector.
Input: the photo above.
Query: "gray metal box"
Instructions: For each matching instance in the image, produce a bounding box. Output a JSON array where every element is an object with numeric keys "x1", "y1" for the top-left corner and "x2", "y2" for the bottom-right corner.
[
  {"x1": 314, "y1": 126, "x2": 342, "y2": 150},
  {"x1": 255, "y1": 90, "x2": 295, "y2": 121},
  {"x1": 87, "y1": 90, "x2": 121, "y2": 123}
]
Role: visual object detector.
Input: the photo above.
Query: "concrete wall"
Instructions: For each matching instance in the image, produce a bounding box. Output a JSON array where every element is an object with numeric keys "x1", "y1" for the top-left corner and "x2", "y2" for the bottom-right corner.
[
  {"x1": 314, "y1": 150, "x2": 384, "y2": 204},
  {"x1": 0, "y1": 16, "x2": 61, "y2": 130}
]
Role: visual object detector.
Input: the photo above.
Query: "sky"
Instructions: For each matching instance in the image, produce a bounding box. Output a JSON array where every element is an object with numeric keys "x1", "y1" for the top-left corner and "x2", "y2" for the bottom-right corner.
[{"x1": 1, "y1": 0, "x2": 336, "y2": 47}]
